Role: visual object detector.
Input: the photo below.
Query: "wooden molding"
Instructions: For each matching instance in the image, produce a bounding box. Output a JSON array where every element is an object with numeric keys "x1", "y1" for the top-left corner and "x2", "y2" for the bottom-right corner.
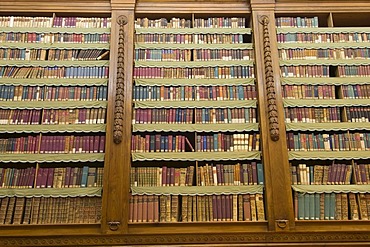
[
  {"x1": 258, "y1": 15, "x2": 279, "y2": 142},
  {"x1": 113, "y1": 15, "x2": 128, "y2": 144},
  {"x1": 0, "y1": 231, "x2": 369, "y2": 246}
]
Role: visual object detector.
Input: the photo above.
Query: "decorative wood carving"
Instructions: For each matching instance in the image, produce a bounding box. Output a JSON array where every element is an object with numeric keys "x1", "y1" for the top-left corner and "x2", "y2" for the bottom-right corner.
[
  {"x1": 113, "y1": 15, "x2": 128, "y2": 144},
  {"x1": 259, "y1": 15, "x2": 279, "y2": 141},
  {"x1": 0, "y1": 232, "x2": 369, "y2": 246}
]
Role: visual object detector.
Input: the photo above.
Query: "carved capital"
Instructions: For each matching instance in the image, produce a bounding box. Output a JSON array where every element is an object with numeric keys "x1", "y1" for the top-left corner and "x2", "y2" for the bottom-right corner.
[
  {"x1": 259, "y1": 15, "x2": 279, "y2": 141},
  {"x1": 113, "y1": 15, "x2": 128, "y2": 144}
]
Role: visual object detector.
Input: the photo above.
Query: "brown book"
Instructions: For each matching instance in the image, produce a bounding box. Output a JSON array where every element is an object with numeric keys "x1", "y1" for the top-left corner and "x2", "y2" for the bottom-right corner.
[
  {"x1": 0, "y1": 197, "x2": 9, "y2": 224},
  {"x1": 12, "y1": 197, "x2": 25, "y2": 224},
  {"x1": 22, "y1": 197, "x2": 32, "y2": 224},
  {"x1": 358, "y1": 193, "x2": 369, "y2": 220},
  {"x1": 159, "y1": 195, "x2": 166, "y2": 222},
  {"x1": 171, "y1": 195, "x2": 179, "y2": 222},
  {"x1": 341, "y1": 193, "x2": 348, "y2": 220},
  {"x1": 181, "y1": 195, "x2": 188, "y2": 222},
  {"x1": 250, "y1": 194, "x2": 257, "y2": 221},
  {"x1": 4, "y1": 197, "x2": 16, "y2": 224},
  {"x1": 243, "y1": 194, "x2": 251, "y2": 221},
  {"x1": 192, "y1": 195, "x2": 197, "y2": 222},
  {"x1": 255, "y1": 194, "x2": 265, "y2": 221},
  {"x1": 208, "y1": 195, "x2": 213, "y2": 222},
  {"x1": 129, "y1": 195, "x2": 134, "y2": 223},
  {"x1": 349, "y1": 193, "x2": 359, "y2": 220},
  {"x1": 142, "y1": 195, "x2": 148, "y2": 223},
  {"x1": 335, "y1": 193, "x2": 342, "y2": 220}
]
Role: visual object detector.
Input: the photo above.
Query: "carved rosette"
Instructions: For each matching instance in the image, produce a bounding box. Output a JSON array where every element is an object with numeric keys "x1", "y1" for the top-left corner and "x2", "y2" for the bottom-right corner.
[
  {"x1": 113, "y1": 15, "x2": 128, "y2": 144},
  {"x1": 259, "y1": 15, "x2": 279, "y2": 141}
]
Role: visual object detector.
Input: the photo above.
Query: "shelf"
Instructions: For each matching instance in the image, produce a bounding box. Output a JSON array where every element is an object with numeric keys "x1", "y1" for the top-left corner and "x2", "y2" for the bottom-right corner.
[
  {"x1": 280, "y1": 59, "x2": 370, "y2": 66},
  {"x1": 286, "y1": 122, "x2": 370, "y2": 131},
  {"x1": 135, "y1": 28, "x2": 252, "y2": 35},
  {"x1": 278, "y1": 42, "x2": 370, "y2": 49},
  {"x1": 292, "y1": 184, "x2": 369, "y2": 194},
  {"x1": 288, "y1": 150, "x2": 370, "y2": 160},
  {"x1": 283, "y1": 98, "x2": 370, "y2": 107},
  {"x1": 132, "y1": 123, "x2": 259, "y2": 132},
  {"x1": 135, "y1": 43, "x2": 253, "y2": 50},
  {"x1": 281, "y1": 77, "x2": 370, "y2": 85},
  {"x1": 0, "y1": 42, "x2": 109, "y2": 49},
  {"x1": 134, "y1": 100, "x2": 257, "y2": 109},
  {"x1": 0, "y1": 60, "x2": 109, "y2": 67},
  {"x1": 277, "y1": 27, "x2": 370, "y2": 34},
  {"x1": 0, "y1": 187, "x2": 102, "y2": 198},
  {"x1": 0, "y1": 124, "x2": 106, "y2": 133},
  {"x1": 131, "y1": 185, "x2": 264, "y2": 195},
  {"x1": 134, "y1": 60, "x2": 254, "y2": 67},
  {"x1": 0, "y1": 153, "x2": 105, "y2": 163},
  {"x1": 1, "y1": 27, "x2": 110, "y2": 34},
  {"x1": 132, "y1": 151, "x2": 261, "y2": 161},
  {"x1": 0, "y1": 78, "x2": 109, "y2": 86},
  {"x1": 134, "y1": 78, "x2": 255, "y2": 86},
  {"x1": 0, "y1": 100, "x2": 107, "y2": 109}
]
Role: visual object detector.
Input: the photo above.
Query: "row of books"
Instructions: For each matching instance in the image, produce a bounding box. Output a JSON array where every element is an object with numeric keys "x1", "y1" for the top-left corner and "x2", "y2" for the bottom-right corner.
[
  {"x1": 131, "y1": 134, "x2": 192, "y2": 153},
  {"x1": 132, "y1": 108, "x2": 194, "y2": 124},
  {"x1": 281, "y1": 85, "x2": 335, "y2": 100},
  {"x1": 0, "y1": 66, "x2": 109, "y2": 79},
  {"x1": 135, "y1": 49, "x2": 253, "y2": 62},
  {"x1": 275, "y1": 16, "x2": 319, "y2": 28},
  {"x1": 132, "y1": 108, "x2": 257, "y2": 125},
  {"x1": 346, "y1": 107, "x2": 370, "y2": 123},
  {"x1": 196, "y1": 133, "x2": 260, "y2": 152},
  {"x1": 130, "y1": 162, "x2": 264, "y2": 187},
  {"x1": 135, "y1": 17, "x2": 247, "y2": 29},
  {"x1": 0, "y1": 108, "x2": 106, "y2": 125},
  {"x1": 0, "y1": 49, "x2": 108, "y2": 61},
  {"x1": 284, "y1": 107, "x2": 341, "y2": 123},
  {"x1": 277, "y1": 32, "x2": 370, "y2": 43},
  {"x1": 197, "y1": 162, "x2": 264, "y2": 186},
  {"x1": 133, "y1": 85, "x2": 257, "y2": 102},
  {"x1": 135, "y1": 18, "x2": 191, "y2": 29},
  {"x1": 286, "y1": 132, "x2": 370, "y2": 151},
  {"x1": 135, "y1": 34, "x2": 245, "y2": 44},
  {"x1": 0, "y1": 16, "x2": 111, "y2": 28},
  {"x1": 194, "y1": 108, "x2": 257, "y2": 124},
  {"x1": 0, "y1": 135, "x2": 105, "y2": 154},
  {"x1": 353, "y1": 163, "x2": 370, "y2": 184},
  {"x1": 193, "y1": 18, "x2": 247, "y2": 29},
  {"x1": 291, "y1": 163, "x2": 352, "y2": 185},
  {"x1": 338, "y1": 65, "x2": 370, "y2": 77},
  {"x1": 0, "y1": 166, "x2": 103, "y2": 188},
  {"x1": 0, "y1": 196, "x2": 101, "y2": 225},
  {"x1": 294, "y1": 192, "x2": 369, "y2": 221},
  {"x1": 341, "y1": 85, "x2": 370, "y2": 99},
  {"x1": 133, "y1": 66, "x2": 255, "y2": 79},
  {"x1": 0, "y1": 85, "x2": 108, "y2": 102},
  {"x1": 130, "y1": 166, "x2": 195, "y2": 187},
  {"x1": 0, "y1": 33, "x2": 110, "y2": 44},
  {"x1": 280, "y1": 65, "x2": 329, "y2": 77},
  {"x1": 279, "y1": 48, "x2": 370, "y2": 60},
  {"x1": 129, "y1": 194, "x2": 265, "y2": 223}
]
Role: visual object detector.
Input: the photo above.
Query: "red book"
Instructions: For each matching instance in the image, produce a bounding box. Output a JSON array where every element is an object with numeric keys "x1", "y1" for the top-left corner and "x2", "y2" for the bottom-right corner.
[{"x1": 99, "y1": 136, "x2": 105, "y2": 153}]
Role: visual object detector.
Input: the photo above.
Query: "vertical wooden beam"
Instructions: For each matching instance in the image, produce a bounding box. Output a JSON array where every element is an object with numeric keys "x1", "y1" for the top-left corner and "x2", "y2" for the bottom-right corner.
[
  {"x1": 251, "y1": 0, "x2": 295, "y2": 231},
  {"x1": 102, "y1": 0, "x2": 135, "y2": 234}
]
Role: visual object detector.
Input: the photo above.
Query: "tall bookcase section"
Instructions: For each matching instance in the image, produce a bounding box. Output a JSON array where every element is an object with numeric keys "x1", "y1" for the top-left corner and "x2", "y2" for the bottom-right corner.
[
  {"x1": 0, "y1": 15, "x2": 110, "y2": 225},
  {"x1": 130, "y1": 15, "x2": 266, "y2": 223},
  {"x1": 276, "y1": 14, "x2": 370, "y2": 222}
]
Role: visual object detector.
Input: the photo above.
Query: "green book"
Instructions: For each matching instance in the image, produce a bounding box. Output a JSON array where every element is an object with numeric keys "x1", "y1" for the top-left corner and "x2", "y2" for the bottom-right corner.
[{"x1": 298, "y1": 193, "x2": 305, "y2": 220}]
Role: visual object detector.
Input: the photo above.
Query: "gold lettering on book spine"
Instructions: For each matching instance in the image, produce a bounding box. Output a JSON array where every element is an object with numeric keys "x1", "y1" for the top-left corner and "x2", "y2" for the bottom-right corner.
[
  {"x1": 113, "y1": 15, "x2": 128, "y2": 144},
  {"x1": 259, "y1": 15, "x2": 279, "y2": 141}
]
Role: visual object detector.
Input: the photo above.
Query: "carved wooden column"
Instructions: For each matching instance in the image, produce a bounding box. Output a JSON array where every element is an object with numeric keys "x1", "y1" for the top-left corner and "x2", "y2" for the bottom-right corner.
[
  {"x1": 102, "y1": 0, "x2": 135, "y2": 234},
  {"x1": 250, "y1": 0, "x2": 295, "y2": 231}
]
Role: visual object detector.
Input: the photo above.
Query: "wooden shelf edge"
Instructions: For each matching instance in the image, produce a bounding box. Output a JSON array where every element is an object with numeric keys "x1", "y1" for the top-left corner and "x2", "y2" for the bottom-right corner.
[{"x1": 0, "y1": 230, "x2": 369, "y2": 246}]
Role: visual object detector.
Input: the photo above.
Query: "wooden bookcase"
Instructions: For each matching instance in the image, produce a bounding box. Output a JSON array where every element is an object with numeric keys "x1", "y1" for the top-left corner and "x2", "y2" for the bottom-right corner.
[{"x1": 0, "y1": 0, "x2": 369, "y2": 246}]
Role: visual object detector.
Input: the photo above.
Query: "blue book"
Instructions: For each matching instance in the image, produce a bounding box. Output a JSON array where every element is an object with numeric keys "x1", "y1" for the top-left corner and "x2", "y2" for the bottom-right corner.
[
  {"x1": 298, "y1": 192, "x2": 305, "y2": 220},
  {"x1": 324, "y1": 193, "x2": 331, "y2": 220},
  {"x1": 314, "y1": 193, "x2": 320, "y2": 220},
  {"x1": 80, "y1": 166, "x2": 89, "y2": 187},
  {"x1": 257, "y1": 163, "x2": 264, "y2": 185},
  {"x1": 309, "y1": 194, "x2": 315, "y2": 220},
  {"x1": 213, "y1": 134, "x2": 218, "y2": 152},
  {"x1": 329, "y1": 193, "x2": 335, "y2": 220}
]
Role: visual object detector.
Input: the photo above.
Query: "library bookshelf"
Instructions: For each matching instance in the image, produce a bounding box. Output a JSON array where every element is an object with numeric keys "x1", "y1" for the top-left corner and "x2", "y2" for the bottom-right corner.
[{"x1": 0, "y1": 0, "x2": 369, "y2": 246}]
